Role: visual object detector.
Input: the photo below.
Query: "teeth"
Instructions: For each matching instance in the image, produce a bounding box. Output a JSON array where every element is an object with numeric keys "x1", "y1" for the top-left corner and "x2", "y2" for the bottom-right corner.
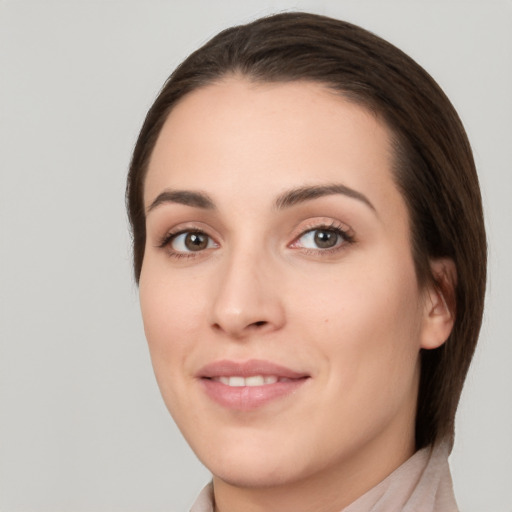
[
  {"x1": 214, "y1": 375, "x2": 280, "y2": 387},
  {"x1": 228, "y1": 376, "x2": 245, "y2": 387},
  {"x1": 246, "y1": 375, "x2": 265, "y2": 386}
]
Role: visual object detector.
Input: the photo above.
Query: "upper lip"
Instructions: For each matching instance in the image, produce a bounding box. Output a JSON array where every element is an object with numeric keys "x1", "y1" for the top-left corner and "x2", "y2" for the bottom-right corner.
[{"x1": 197, "y1": 359, "x2": 309, "y2": 379}]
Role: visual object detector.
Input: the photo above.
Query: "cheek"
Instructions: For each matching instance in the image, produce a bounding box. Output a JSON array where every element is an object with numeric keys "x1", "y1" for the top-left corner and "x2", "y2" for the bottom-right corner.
[
  {"x1": 296, "y1": 254, "x2": 423, "y2": 396},
  {"x1": 140, "y1": 255, "x2": 207, "y2": 336},
  {"x1": 138, "y1": 261, "x2": 208, "y2": 394}
]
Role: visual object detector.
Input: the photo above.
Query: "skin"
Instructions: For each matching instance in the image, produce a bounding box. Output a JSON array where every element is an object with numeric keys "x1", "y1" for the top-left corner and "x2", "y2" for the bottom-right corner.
[{"x1": 139, "y1": 78, "x2": 454, "y2": 512}]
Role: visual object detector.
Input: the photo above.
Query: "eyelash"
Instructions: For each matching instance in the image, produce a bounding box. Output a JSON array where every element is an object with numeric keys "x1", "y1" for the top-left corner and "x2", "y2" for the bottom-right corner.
[
  {"x1": 157, "y1": 229, "x2": 216, "y2": 260},
  {"x1": 290, "y1": 222, "x2": 355, "y2": 255},
  {"x1": 157, "y1": 222, "x2": 355, "y2": 259}
]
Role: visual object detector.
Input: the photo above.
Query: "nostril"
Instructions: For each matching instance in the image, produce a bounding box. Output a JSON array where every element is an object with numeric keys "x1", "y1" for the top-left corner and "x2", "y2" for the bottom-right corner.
[{"x1": 251, "y1": 321, "x2": 267, "y2": 328}]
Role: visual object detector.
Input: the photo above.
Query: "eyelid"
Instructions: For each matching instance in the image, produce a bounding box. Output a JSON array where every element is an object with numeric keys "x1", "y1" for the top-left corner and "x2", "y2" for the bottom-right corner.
[
  {"x1": 289, "y1": 219, "x2": 354, "y2": 243},
  {"x1": 169, "y1": 231, "x2": 217, "y2": 252},
  {"x1": 288, "y1": 219, "x2": 355, "y2": 253},
  {"x1": 155, "y1": 220, "x2": 217, "y2": 243},
  {"x1": 155, "y1": 222, "x2": 221, "y2": 259},
  {"x1": 153, "y1": 218, "x2": 354, "y2": 258},
  {"x1": 161, "y1": 229, "x2": 216, "y2": 246}
]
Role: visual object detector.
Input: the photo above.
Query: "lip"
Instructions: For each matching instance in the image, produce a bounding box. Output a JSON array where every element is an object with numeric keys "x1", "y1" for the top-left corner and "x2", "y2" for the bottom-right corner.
[{"x1": 197, "y1": 359, "x2": 310, "y2": 411}]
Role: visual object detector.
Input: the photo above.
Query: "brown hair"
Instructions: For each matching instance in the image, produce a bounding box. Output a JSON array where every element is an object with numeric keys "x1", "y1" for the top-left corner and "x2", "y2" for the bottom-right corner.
[{"x1": 126, "y1": 12, "x2": 486, "y2": 449}]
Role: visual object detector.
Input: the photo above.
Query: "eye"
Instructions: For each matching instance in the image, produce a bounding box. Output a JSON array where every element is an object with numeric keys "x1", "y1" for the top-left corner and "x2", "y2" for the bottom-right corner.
[
  {"x1": 169, "y1": 231, "x2": 216, "y2": 253},
  {"x1": 293, "y1": 226, "x2": 350, "y2": 251}
]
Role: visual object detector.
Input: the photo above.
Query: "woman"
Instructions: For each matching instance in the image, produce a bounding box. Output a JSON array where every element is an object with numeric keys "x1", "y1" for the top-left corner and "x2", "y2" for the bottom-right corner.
[{"x1": 126, "y1": 12, "x2": 486, "y2": 512}]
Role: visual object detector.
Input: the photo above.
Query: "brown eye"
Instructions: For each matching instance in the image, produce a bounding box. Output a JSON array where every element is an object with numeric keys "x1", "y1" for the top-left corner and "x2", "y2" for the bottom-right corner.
[
  {"x1": 185, "y1": 232, "x2": 208, "y2": 251},
  {"x1": 295, "y1": 227, "x2": 347, "y2": 250},
  {"x1": 170, "y1": 231, "x2": 215, "y2": 252},
  {"x1": 314, "y1": 229, "x2": 339, "y2": 248}
]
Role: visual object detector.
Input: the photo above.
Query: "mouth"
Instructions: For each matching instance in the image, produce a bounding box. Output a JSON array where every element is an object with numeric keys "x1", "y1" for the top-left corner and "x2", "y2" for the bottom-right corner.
[
  {"x1": 210, "y1": 375, "x2": 296, "y2": 387},
  {"x1": 198, "y1": 359, "x2": 310, "y2": 410}
]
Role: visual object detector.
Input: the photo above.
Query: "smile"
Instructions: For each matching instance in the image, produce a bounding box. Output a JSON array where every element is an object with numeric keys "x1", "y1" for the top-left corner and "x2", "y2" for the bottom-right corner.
[
  {"x1": 211, "y1": 375, "x2": 294, "y2": 387},
  {"x1": 198, "y1": 360, "x2": 310, "y2": 410}
]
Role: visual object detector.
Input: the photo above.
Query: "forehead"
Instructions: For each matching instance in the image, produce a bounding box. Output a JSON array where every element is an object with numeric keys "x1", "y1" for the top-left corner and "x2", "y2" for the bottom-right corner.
[{"x1": 144, "y1": 78, "x2": 401, "y2": 215}]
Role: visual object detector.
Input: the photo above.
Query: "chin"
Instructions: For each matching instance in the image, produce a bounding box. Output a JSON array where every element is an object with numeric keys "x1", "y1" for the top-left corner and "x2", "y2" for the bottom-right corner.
[
  {"x1": 208, "y1": 455, "x2": 306, "y2": 489},
  {"x1": 186, "y1": 428, "x2": 309, "y2": 488}
]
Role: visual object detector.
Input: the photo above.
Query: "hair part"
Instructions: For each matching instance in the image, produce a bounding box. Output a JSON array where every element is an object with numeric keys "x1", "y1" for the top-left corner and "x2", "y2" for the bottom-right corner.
[{"x1": 126, "y1": 11, "x2": 486, "y2": 449}]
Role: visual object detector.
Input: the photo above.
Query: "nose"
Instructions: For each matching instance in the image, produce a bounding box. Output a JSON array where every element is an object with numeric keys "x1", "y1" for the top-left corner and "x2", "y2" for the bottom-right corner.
[{"x1": 209, "y1": 248, "x2": 286, "y2": 339}]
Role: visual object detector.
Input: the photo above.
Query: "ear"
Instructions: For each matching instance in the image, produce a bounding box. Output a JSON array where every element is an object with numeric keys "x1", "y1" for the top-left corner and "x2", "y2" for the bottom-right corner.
[{"x1": 420, "y1": 258, "x2": 457, "y2": 350}]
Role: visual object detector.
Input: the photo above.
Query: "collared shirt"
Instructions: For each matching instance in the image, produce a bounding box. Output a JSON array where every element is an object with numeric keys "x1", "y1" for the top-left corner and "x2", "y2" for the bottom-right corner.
[{"x1": 190, "y1": 442, "x2": 458, "y2": 512}]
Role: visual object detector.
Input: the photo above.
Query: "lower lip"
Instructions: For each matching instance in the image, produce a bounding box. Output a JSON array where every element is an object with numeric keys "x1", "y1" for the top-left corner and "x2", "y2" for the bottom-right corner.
[{"x1": 200, "y1": 378, "x2": 308, "y2": 410}]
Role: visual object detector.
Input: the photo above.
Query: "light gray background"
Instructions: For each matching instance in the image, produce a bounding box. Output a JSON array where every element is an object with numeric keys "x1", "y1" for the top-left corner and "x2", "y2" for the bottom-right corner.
[{"x1": 1, "y1": 1, "x2": 511, "y2": 511}]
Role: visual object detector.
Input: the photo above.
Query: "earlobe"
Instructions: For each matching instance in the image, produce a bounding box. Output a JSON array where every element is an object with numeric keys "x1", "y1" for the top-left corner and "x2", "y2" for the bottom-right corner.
[{"x1": 420, "y1": 258, "x2": 457, "y2": 350}]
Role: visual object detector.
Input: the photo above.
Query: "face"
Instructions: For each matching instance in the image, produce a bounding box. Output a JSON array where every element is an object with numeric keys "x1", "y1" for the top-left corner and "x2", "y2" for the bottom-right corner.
[{"x1": 139, "y1": 78, "x2": 439, "y2": 498}]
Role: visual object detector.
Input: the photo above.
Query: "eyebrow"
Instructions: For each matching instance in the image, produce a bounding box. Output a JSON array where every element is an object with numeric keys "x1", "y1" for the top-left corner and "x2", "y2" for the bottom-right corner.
[
  {"x1": 274, "y1": 184, "x2": 376, "y2": 212},
  {"x1": 146, "y1": 183, "x2": 376, "y2": 215},
  {"x1": 146, "y1": 189, "x2": 215, "y2": 214}
]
